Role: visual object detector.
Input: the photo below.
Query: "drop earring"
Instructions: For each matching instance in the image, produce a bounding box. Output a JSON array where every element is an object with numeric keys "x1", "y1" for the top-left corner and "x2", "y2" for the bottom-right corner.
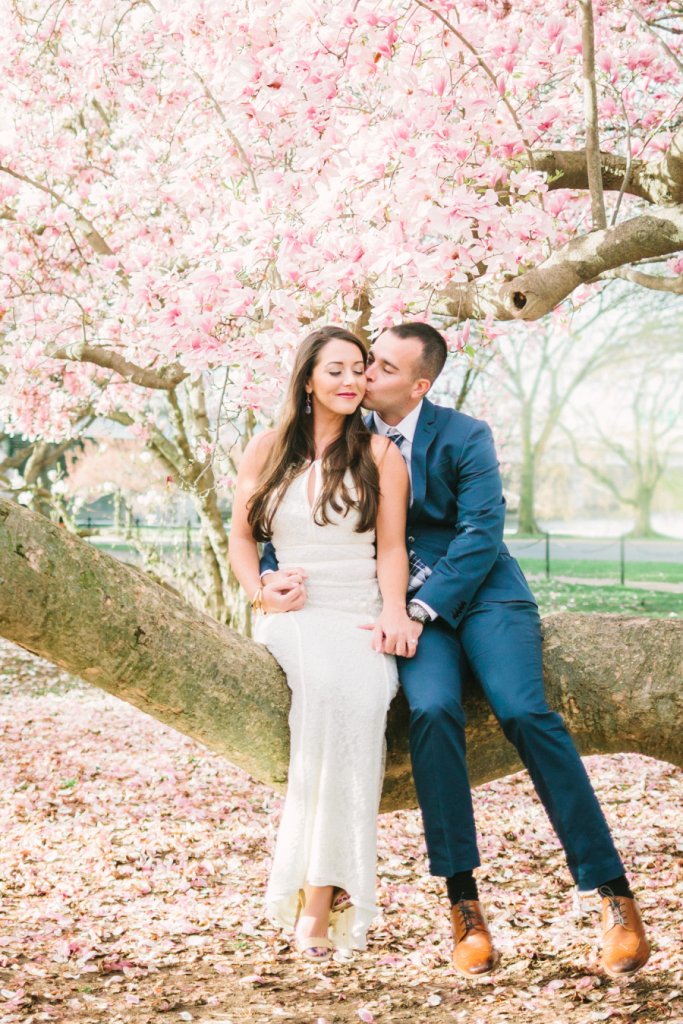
[{"x1": 305, "y1": 393, "x2": 312, "y2": 414}]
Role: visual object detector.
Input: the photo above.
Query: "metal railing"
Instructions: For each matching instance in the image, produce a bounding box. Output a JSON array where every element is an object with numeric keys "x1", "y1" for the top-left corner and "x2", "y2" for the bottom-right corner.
[{"x1": 507, "y1": 534, "x2": 670, "y2": 584}]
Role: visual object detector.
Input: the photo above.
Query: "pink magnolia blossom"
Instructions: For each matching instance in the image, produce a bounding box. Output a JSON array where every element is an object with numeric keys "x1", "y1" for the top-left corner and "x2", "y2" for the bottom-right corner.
[{"x1": 0, "y1": 0, "x2": 679, "y2": 433}]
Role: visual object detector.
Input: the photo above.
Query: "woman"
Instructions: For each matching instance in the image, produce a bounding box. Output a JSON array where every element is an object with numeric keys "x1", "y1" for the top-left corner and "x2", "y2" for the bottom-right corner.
[{"x1": 228, "y1": 325, "x2": 420, "y2": 960}]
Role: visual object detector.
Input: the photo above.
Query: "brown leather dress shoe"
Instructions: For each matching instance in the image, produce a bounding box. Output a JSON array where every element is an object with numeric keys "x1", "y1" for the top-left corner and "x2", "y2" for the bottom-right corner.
[
  {"x1": 600, "y1": 891, "x2": 651, "y2": 977},
  {"x1": 450, "y1": 899, "x2": 499, "y2": 978}
]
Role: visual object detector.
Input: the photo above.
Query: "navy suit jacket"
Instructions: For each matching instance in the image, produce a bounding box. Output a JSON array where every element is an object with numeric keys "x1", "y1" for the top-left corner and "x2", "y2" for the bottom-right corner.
[{"x1": 259, "y1": 398, "x2": 535, "y2": 630}]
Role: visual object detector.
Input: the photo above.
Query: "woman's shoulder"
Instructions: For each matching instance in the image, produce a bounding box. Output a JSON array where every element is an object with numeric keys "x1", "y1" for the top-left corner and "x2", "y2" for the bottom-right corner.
[
  {"x1": 245, "y1": 426, "x2": 278, "y2": 449},
  {"x1": 369, "y1": 432, "x2": 392, "y2": 459},
  {"x1": 369, "y1": 432, "x2": 404, "y2": 473},
  {"x1": 241, "y1": 428, "x2": 278, "y2": 469}
]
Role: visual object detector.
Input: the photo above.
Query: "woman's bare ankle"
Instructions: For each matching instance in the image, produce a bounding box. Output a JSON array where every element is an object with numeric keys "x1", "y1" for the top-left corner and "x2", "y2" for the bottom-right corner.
[{"x1": 296, "y1": 884, "x2": 333, "y2": 938}]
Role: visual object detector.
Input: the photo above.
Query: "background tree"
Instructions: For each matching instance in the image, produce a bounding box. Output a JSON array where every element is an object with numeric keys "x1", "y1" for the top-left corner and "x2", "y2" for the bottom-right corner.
[
  {"x1": 482, "y1": 287, "x2": 683, "y2": 535},
  {"x1": 0, "y1": 427, "x2": 87, "y2": 519},
  {"x1": 564, "y1": 344, "x2": 683, "y2": 537}
]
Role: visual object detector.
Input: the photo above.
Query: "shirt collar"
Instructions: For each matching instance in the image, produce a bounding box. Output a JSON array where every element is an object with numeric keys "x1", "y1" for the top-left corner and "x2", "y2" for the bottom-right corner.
[{"x1": 373, "y1": 399, "x2": 423, "y2": 444}]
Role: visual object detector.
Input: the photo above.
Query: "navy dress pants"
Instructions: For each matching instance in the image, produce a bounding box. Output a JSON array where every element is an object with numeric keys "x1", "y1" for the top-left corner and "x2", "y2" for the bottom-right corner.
[{"x1": 397, "y1": 600, "x2": 624, "y2": 891}]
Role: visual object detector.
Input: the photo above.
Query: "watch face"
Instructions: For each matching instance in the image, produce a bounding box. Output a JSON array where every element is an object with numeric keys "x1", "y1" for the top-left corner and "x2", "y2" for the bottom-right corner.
[{"x1": 407, "y1": 603, "x2": 428, "y2": 623}]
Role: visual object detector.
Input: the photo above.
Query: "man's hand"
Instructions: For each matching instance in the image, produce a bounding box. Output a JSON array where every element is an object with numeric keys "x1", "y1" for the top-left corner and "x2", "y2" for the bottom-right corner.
[
  {"x1": 261, "y1": 568, "x2": 308, "y2": 590},
  {"x1": 261, "y1": 570, "x2": 308, "y2": 613},
  {"x1": 359, "y1": 609, "x2": 423, "y2": 657}
]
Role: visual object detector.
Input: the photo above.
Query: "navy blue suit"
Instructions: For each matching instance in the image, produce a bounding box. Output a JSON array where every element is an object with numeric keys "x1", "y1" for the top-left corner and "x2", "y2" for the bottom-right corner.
[{"x1": 262, "y1": 399, "x2": 623, "y2": 890}]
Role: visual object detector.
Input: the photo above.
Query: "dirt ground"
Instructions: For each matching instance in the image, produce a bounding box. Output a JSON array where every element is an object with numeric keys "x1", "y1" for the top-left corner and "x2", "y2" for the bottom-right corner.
[{"x1": 0, "y1": 639, "x2": 681, "y2": 1024}]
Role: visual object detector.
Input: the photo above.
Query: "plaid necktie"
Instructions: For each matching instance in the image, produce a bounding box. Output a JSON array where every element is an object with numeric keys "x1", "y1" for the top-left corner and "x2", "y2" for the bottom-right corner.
[{"x1": 385, "y1": 426, "x2": 408, "y2": 457}]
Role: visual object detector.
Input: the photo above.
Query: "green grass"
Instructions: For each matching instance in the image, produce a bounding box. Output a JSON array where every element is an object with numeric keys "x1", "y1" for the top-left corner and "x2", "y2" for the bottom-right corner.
[
  {"x1": 528, "y1": 577, "x2": 683, "y2": 617},
  {"x1": 85, "y1": 535, "x2": 682, "y2": 617},
  {"x1": 517, "y1": 558, "x2": 683, "y2": 584}
]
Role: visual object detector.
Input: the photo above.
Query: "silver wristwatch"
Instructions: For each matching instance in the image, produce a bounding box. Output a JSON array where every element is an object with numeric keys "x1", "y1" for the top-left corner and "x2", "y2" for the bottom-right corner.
[{"x1": 406, "y1": 601, "x2": 430, "y2": 625}]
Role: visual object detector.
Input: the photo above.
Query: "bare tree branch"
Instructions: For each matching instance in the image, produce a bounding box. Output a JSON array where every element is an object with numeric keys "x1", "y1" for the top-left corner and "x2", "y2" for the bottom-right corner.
[
  {"x1": 193, "y1": 75, "x2": 259, "y2": 194},
  {"x1": 578, "y1": 0, "x2": 607, "y2": 228},
  {"x1": 413, "y1": 0, "x2": 536, "y2": 168},
  {"x1": 561, "y1": 423, "x2": 634, "y2": 505},
  {"x1": 167, "y1": 390, "x2": 195, "y2": 466},
  {"x1": 598, "y1": 267, "x2": 683, "y2": 293},
  {"x1": 611, "y1": 88, "x2": 635, "y2": 225},
  {"x1": 0, "y1": 440, "x2": 34, "y2": 474},
  {"x1": 0, "y1": 164, "x2": 114, "y2": 256},
  {"x1": 629, "y1": 0, "x2": 683, "y2": 74}
]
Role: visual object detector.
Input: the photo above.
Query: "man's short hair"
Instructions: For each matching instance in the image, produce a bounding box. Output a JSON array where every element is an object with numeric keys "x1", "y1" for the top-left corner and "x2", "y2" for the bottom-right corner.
[{"x1": 386, "y1": 322, "x2": 448, "y2": 383}]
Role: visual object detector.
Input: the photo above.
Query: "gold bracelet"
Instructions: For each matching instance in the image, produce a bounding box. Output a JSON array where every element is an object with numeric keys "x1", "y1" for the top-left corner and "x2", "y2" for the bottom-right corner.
[{"x1": 251, "y1": 585, "x2": 265, "y2": 614}]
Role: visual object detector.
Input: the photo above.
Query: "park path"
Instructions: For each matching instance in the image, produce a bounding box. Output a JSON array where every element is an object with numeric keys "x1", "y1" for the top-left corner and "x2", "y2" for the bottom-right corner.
[{"x1": 553, "y1": 575, "x2": 683, "y2": 593}]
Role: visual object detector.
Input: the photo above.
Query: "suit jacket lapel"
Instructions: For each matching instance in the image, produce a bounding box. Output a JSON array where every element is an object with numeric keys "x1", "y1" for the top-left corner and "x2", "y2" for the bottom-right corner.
[{"x1": 410, "y1": 399, "x2": 438, "y2": 514}]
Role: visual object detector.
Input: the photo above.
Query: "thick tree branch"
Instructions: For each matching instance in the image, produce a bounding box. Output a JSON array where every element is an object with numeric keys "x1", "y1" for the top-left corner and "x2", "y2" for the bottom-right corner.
[
  {"x1": 45, "y1": 341, "x2": 188, "y2": 390},
  {"x1": 534, "y1": 125, "x2": 683, "y2": 206},
  {"x1": 534, "y1": 150, "x2": 651, "y2": 200},
  {"x1": 22, "y1": 438, "x2": 78, "y2": 486},
  {"x1": 442, "y1": 204, "x2": 683, "y2": 321},
  {"x1": 578, "y1": 0, "x2": 607, "y2": 228},
  {"x1": 1, "y1": 497, "x2": 681, "y2": 810},
  {"x1": 663, "y1": 122, "x2": 683, "y2": 205}
]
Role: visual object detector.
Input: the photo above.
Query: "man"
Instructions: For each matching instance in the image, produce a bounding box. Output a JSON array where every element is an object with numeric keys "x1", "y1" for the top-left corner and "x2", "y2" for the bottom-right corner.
[{"x1": 261, "y1": 322, "x2": 650, "y2": 979}]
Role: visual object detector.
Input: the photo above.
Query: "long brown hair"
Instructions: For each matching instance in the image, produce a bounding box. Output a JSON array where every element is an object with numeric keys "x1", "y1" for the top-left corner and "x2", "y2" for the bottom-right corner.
[{"x1": 247, "y1": 326, "x2": 379, "y2": 541}]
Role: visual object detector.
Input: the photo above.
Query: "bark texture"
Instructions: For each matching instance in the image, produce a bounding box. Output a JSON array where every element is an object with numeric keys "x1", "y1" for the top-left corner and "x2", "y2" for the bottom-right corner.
[
  {"x1": 1, "y1": 497, "x2": 681, "y2": 812},
  {"x1": 443, "y1": 204, "x2": 683, "y2": 322}
]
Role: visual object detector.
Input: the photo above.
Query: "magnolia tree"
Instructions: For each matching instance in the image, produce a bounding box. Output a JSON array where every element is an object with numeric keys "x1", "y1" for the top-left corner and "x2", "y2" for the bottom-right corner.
[
  {"x1": 0, "y1": 0, "x2": 682, "y2": 622},
  {"x1": 0, "y1": 0, "x2": 682, "y2": 794}
]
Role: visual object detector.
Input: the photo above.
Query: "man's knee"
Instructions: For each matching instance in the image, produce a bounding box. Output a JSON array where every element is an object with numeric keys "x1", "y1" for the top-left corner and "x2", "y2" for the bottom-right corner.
[
  {"x1": 409, "y1": 693, "x2": 465, "y2": 730},
  {"x1": 497, "y1": 704, "x2": 556, "y2": 740}
]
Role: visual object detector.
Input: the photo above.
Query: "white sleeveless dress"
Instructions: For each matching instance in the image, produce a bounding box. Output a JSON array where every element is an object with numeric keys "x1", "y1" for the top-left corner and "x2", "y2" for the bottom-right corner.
[{"x1": 253, "y1": 459, "x2": 399, "y2": 950}]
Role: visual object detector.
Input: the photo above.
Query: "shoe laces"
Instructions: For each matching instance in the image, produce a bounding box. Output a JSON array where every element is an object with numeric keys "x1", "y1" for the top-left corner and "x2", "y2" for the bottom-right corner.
[
  {"x1": 455, "y1": 899, "x2": 482, "y2": 935},
  {"x1": 598, "y1": 886, "x2": 627, "y2": 927}
]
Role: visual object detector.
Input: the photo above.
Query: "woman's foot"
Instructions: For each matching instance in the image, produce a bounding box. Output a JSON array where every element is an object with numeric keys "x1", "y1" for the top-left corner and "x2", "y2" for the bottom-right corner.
[
  {"x1": 296, "y1": 934, "x2": 334, "y2": 961},
  {"x1": 294, "y1": 886, "x2": 334, "y2": 962},
  {"x1": 331, "y1": 887, "x2": 352, "y2": 914}
]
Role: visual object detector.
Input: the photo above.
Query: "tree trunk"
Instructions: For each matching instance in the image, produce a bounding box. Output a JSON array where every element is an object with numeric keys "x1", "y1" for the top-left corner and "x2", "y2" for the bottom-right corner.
[
  {"x1": 1, "y1": 497, "x2": 681, "y2": 812},
  {"x1": 516, "y1": 458, "x2": 541, "y2": 536},
  {"x1": 189, "y1": 483, "x2": 247, "y2": 629},
  {"x1": 630, "y1": 485, "x2": 657, "y2": 538},
  {"x1": 516, "y1": 408, "x2": 542, "y2": 536}
]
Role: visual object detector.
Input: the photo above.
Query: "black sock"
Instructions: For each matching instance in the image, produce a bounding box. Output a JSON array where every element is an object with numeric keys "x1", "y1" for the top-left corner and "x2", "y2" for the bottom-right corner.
[
  {"x1": 597, "y1": 874, "x2": 633, "y2": 900},
  {"x1": 446, "y1": 870, "x2": 478, "y2": 905}
]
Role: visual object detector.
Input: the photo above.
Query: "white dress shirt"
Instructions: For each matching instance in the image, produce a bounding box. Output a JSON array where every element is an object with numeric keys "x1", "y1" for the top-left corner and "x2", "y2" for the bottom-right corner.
[
  {"x1": 372, "y1": 401, "x2": 423, "y2": 490},
  {"x1": 373, "y1": 402, "x2": 438, "y2": 621}
]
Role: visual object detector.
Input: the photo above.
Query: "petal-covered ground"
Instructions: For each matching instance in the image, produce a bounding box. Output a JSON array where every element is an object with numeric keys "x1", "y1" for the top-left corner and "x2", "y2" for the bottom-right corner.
[{"x1": 0, "y1": 638, "x2": 680, "y2": 1024}]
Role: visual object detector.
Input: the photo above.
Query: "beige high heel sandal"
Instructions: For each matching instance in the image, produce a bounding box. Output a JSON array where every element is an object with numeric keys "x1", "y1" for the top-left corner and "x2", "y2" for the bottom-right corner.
[
  {"x1": 331, "y1": 887, "x2": 352, "y2": 915},
  {"x1": 294, "y1": 888, "x2": 334, "y2": 962}
]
